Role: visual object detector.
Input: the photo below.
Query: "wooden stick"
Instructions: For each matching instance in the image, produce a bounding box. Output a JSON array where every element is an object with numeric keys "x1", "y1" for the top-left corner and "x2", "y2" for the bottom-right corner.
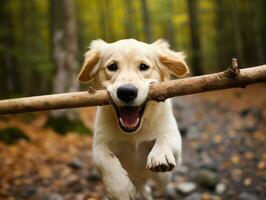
[{"x1": 0, "y1": 62, "x2": 266, "y2": 115}]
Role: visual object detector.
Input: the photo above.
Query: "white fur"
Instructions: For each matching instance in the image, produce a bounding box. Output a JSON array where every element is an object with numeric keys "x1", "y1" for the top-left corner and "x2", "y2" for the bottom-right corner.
[{"x1": 78, "y1": 39, "x2": 189, "y2": 199}]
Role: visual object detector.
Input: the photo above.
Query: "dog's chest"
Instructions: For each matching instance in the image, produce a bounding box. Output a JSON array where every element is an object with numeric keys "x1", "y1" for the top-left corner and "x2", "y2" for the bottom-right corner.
[{"x1": 110, "y1": 139, "x2": 155, "y2": 178}]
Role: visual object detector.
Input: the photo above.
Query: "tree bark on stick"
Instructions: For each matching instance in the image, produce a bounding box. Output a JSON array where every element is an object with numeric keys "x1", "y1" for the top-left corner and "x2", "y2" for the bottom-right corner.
[{"x1": 0, "y1": 63, "x2": 266, "y2": 115}]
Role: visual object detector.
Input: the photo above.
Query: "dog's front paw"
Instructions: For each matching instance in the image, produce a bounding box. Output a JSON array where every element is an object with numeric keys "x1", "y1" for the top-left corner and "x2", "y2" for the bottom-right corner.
[{"x1": 146, "y1": 148, "x2": 176, "y2": 172}]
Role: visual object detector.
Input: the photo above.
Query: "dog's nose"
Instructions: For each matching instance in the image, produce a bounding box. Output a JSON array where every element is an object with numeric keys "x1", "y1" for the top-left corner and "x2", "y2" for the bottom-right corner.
[{"x1": 117, "y1": 84, "x2": 138, "y2": 103}]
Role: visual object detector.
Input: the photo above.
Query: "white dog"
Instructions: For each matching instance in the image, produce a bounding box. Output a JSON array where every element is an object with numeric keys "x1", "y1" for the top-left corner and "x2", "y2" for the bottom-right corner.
[{"x1": 78, "y1": 39, "x2": 189, "y2": 200}]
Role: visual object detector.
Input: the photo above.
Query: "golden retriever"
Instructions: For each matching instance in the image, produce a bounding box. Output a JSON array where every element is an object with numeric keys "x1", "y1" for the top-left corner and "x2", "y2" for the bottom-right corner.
[{"x1": 78, "y1": 39, "x2": 189, "y2": 200}]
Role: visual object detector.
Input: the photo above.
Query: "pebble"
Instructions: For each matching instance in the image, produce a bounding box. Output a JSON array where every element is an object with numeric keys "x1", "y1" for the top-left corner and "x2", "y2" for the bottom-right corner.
[
  {"x1": 240, "y1": 108, "x2": 261, "y2": 118},
  {"x1": 165, "y1": 183, "x2": 178, "y2": 200},
  {"x1": 87, "y1": 168, "x2": 101, "y2": 181},
  {"x1": 176, "y1": 182, "x2": 196, "y2": 194},
  {"x1": 21, "y1": 185, "x2": 36, "y2": 197},
  {"x1": 187, "y1": 126, "x2": 201, "y2": 140},
  {"x1": 215, "y1": 183, "x2": 226, "y2": 195},
  {"x1": 195, "y1": 169, "x2": 219, "y2": 190},
  {"x1": 199, "y1": 163, "x2": 218, "y2": 172},
  {"x1": 179, "y1": 127, "x2": 188, "y2": 136},
  {"x1": 43, "y1": 193, "x2": 64, "y2": 200},
  {"x1": 183, "y1": 192, "x2": 201, "y2": 200},
  {"x1": 68, "y1": 157, "x2": 82, "y2": 169},
  {"x1": 238, "y1": 192, "x2": 259, "y2": 200},
  {"x1": 175, "y1": 165, "x2": 189, "y2": 174}
]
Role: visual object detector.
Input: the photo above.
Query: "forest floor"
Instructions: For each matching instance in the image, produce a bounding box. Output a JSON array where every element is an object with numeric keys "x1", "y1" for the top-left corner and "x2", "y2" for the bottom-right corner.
[{"x1": 0, "y1": 84, "x2": 265, "y2": 200}]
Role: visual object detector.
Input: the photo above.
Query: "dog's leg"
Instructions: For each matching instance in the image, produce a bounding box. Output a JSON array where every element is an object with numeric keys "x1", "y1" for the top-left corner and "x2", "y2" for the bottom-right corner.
[
  {"x1": 135, "y1": 181, "x2": 153, "y2": 200},
  {"x1": 153, "y1": 172, "x2": 171, "y2": 194},
  {"x1": 93, "y1": 143, "x2": 136, "y2": 200},
  {"x1": 141, "y1": 185, "x2": 153, "y2": 200},
  {"x1": 146, "y1": 134, "x2": 182, "y2": 172}
]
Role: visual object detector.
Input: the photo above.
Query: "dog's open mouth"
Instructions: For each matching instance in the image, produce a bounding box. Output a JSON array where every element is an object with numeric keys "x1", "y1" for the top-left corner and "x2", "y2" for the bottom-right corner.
[{"x1": 113, "y1": 104, "x2": 146, "y2": 133}]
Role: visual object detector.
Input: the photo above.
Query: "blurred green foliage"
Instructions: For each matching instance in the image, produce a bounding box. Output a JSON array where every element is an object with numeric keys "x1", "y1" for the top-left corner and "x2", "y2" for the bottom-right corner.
[
  {"x1": 45, "y1": 116, "x2": 91, "y2": 135},
  {"x1": 0, "y1": 127, "x2": 30, "y2": 144}
]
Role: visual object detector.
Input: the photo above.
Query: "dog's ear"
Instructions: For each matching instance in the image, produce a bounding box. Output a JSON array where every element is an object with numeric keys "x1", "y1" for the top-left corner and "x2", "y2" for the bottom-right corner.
[
  {"x1": 78, "y1": 40, "x2": 107, "y2": 83},
  {"x1": 153, "y1": 39, "x2": 189, "y2": 77}
]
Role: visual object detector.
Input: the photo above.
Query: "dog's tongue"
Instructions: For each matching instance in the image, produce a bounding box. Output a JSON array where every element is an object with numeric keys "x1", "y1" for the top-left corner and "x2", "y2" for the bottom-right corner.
[{"x1": 119, "y1": 107, "x2": 140, "y2": 129}]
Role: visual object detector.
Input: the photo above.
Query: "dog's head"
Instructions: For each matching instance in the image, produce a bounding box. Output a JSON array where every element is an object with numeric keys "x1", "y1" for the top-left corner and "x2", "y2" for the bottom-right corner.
[{"x1": 78, "y1": 39, "x2": 189, "y2": 133}]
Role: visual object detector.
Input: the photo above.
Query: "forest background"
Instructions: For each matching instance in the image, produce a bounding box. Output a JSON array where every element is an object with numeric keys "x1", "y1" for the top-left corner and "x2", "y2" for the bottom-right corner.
[{"x1": 1, "y1": 0, "x2": 265, "y2": 99}]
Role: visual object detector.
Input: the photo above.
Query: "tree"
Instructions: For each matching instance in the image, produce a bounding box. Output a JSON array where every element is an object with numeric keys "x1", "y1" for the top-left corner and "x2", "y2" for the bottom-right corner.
[
  {"x1": 50, "y1": 0, "x2": 79, "y2": 120},
  {"x1": 187, "y1": 0, "x2": 203, "y2": 75},
  {"x1": 96, "y1": 0, "x2": 108, "y2": 40},
  {"x1": 124, "y1": 0, "x2": 135, "y2": 38},
  {"x1": 215, "y1": 0, "x2": 227, "y2": 68},
  {"x1": 105, "y1": 0, "x2": 116, "y2": 41},
  {"x1": 262, "y1": 0, "x2": 266, "y2": 63},
  {"x1": 249, "y1": 0, "x2": 264, "y2": 65},
  {"x1": 141, "y1": 0, "x2": 152, "y2": 42},
  {"x1": 230, "y1": 0, "x2": 245, "y2": 66},
  {"x1": 0, "y1": 0, "x2": 22, "y2": 98},
  {"x1": 164, "y1": 0, "x2": 176, "y2": 47}
]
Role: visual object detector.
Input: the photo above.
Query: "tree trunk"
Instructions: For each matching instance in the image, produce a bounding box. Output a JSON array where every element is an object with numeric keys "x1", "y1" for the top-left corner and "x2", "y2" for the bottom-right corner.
[
  {"x1": 250, "y1": 0, "x2": 264, "y2": 64},
  {"x1": 187, "y1": 0, "x2": 203, "y2": 75},
  {"x1": 50, "y1": 0, "x2": 79, "y2": 120},
  {"x1": 164, "y1": 0, "x2": 176, "y2": 47},
  {"x1": 141, "y1": 0, "x2": 152, "y2": 42},
  {"x1": 0, "y1": 0, "x2": 21, "y2": 97},
  {"x1": 105, "y1": 0, "x2": 116, "y2": 41},
  {"x1": 215, "y1": 0, "x2": 227, "y2": 69},
  {"x1": 124, "y1": 0, "x2": 135, "y2": 38},
  {"x1": 263, "y1": 0, "x2": 266, "y2": 62},
  {"x1": 97, "y1": 0, "x2": 108, "y2": 40},
  {"x1": 230, "y1": 0, "x2": 245, "y2": 66}
]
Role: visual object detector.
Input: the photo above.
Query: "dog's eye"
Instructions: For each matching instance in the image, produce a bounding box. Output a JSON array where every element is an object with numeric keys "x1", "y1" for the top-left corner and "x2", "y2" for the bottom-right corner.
[
  {"x1": 139, "y1": 63, "x2": 150, "y2": 71},
  {"x1": 107, "y1": 63, "x2": 118, "y2": 71}
]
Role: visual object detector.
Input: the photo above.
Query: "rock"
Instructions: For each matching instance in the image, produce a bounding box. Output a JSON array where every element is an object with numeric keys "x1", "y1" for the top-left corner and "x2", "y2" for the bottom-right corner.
[
  {"x1": 43, "y1": 193, "x2": 64, "y2": 200},
  {"x1": 183, "y1": 192, "x2": 201, "y2": 200},
  {"x1": 243, "y1": 124, "x2": 258, "y2": 133},
  {"x1": 68, "y1": 157, "x2": 82, "y2": 169},
  {"x1": 239, "y1": 192, "x2": 259, "y2": 200},
  {"x1": 239, "y1": 108, "x2": 261, "y2": 132},
  {"x1": 187, "y1": 126, "x2": 201, "y2": 140},
  {"x1": 240, "y1": 108, "x2": 261, "y2": 118},
  {"x1": 200, "y1": 152, "x2": 214, "y2": 167},
  {"x1": 21, "y1": 185, "x2": 36, "y2": 197},
  {"x1": 179, "y1": 127, "x2": 188, "y2": 136},
  {"x1": 195, "y1": 169, "x2": 219, "y2": 190},
  {"x1": 87, "y1": 168, "x2": 101, "y2": 181},
  {"x1": 201, "y1": 193, "x2": 222, "y2": 200},
  {"x1": 199, "y1": 163, "x2": 218, "y2": 172},
  {"x1": 65, "y1": 174, "x2": 80, "y2": 188},
  {"x1": 176, "y1": 165, "x2": 189, "y2": 174},
  {"x1": 176, "y1": 182, "x2": 196, "y2": 194},
  {"x1": 215, "y1": 183, "x2": 226, "y2": 195},
  {"x1": 165, "y1": 183, "x2": 178, "y2": 200}
]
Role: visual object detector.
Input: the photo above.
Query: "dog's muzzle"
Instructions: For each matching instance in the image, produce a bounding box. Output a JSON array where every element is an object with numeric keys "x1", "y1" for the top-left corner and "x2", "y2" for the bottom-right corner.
[{"x1": 112, "y1": 84, "x2": 146, "y2": 133}]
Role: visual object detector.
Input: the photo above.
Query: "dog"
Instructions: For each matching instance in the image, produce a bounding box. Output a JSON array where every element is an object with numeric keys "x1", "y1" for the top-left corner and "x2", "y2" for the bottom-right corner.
[{"x1": 78, "y1": 39, "x2": 189, "y2": 200}]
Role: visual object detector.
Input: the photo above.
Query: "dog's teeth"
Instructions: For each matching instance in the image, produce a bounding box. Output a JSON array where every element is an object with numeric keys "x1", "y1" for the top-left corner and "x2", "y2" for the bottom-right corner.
[{"x1": 119, "y1": 117, "x2": 139, "y2": 129}]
